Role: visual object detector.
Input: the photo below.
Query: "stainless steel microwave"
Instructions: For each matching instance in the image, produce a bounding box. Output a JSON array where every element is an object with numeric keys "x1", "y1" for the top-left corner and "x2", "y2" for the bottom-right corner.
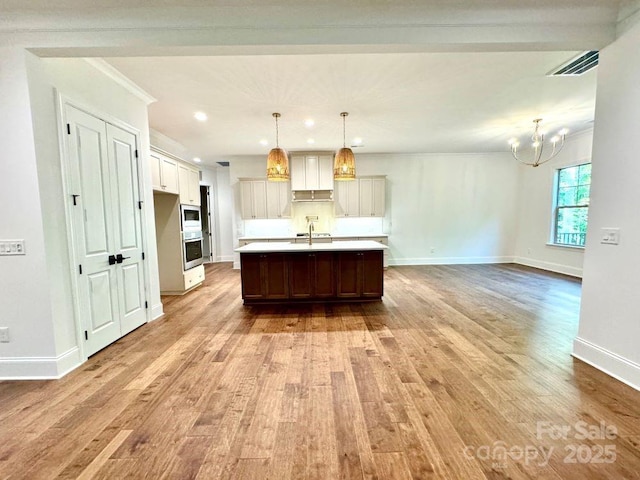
[{"x1": 180, "y1": 204, "x2": 201, "y2": 231}]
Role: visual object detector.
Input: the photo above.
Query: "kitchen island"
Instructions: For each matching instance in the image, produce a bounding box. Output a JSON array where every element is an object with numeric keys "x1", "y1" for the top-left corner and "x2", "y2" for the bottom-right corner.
[{"x1": 234, "y1": 241, "x2": 388, "y2": 304}]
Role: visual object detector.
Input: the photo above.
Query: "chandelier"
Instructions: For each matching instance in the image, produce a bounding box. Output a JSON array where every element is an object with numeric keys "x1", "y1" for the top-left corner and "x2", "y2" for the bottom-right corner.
[
  {"x1": 266, "y1": 112, "x2": 290, "y2": 181},
  {"x1": 509, "y1": 118, "x2": 568, "y2": 167},
  {"x1": 334, "y1": 112, "x2": 356, "y2": 181}
]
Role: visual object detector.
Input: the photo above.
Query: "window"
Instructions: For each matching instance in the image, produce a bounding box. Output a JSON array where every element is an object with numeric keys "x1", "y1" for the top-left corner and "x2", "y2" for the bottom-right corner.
[{"x1": 553, "y1": 163, "x2": 591, "y2": 247}]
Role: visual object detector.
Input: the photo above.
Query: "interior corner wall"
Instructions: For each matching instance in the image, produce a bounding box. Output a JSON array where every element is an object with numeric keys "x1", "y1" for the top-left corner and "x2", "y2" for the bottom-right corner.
[
  {"x1": 513, "y1": 131, "x2": 593, "y2": 278},
  {"x1": 0, "y1": 47, "x2": 58, "y2": 378},
  {"x1": 574, "y1": 20, "x2": 640, "y2": 391}
]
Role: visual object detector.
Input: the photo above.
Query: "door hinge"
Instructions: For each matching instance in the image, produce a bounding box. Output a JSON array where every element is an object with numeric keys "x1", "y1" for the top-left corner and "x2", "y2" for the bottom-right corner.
[
  {"x1": 84, "y1": 330, "x2": 88, "y2": 340},
  {"x1": 142, "y1": 252, "x2": 145, "y2": 260},
  {"x1": 138, "y1": 200, "x2": 143, "y2": 210},
  {"x1": 145, "y1": 301, "x2": 149, "y2": 309},
  {"x1": 66, "y1": 123, "x2": 71, "y2": 135},
  {"x1": 79, "y1": 264, "x2": 83, "y2": 274},
  {"x1": 135, "y1": 149, "x2": 139, "y2": 158}
]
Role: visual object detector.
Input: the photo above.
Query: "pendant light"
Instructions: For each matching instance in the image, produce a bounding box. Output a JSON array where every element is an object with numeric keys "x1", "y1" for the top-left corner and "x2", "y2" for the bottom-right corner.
[
  {"x1": 266, "y1": 112, "x2": 290, "y2": 181},
  {"x1": 334, "y1": 112, "x2": 356, "y2": 181}
]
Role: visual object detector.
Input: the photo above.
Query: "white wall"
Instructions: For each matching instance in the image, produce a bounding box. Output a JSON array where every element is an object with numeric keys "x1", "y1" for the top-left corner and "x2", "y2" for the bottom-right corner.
[
  {"x1": 229, "y1": 152, "x2": 520, "y2": 267},
  {"x1": 0, "y1": 48, "x2": 58, "y2": 377},
  {"x1": 0, "y1": 52, "x2": 160, "y2": 378},
  {"x1": 574, "y1": 20, "x2": 640, "y2": 390},
  {"x1": 513, "y1": 131, "x2": 593, "y2": 277}
]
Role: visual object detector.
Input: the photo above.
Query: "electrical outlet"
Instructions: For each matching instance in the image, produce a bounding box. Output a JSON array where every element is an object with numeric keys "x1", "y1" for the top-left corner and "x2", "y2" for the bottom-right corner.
[
  {"x1": 430, "y1": 247, "x2": 435, "y2": 254},
  {"x1": 0, "y1": 240, "x2": 26, "y2": 255},
  {"x1": 0, "y1": 327, "x2": 9, "y2": 343}
]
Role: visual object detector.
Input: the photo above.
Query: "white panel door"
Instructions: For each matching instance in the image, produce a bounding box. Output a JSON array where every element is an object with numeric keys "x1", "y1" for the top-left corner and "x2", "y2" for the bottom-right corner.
[
  {"x1": 346, "y1": 180, "x2": 360, "y2": 216},
  {"x1": 106, "y1": 124, "x2": 146, "y2": 336},
  {"x1": 66, "y1": 106, "x2": 122, "y2": 356},
  {"x1": 65, "y1": 105, "x2": 147, "y2": 357},
  {"x1": 305, "y1": 156, "x2": 319, "y2": 190},
  {"x1": 278, "y1": 182, "x2": 291, "y2": 217}
]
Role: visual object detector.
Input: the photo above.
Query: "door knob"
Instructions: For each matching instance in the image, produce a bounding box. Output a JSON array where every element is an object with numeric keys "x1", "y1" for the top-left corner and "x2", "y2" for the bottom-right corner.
[
  {"x1": 108, "y1": 255, "x2": 117, "y2": 265},
  {"x1": 116, "y1": 253, "x2": 131, "y2": 264}
]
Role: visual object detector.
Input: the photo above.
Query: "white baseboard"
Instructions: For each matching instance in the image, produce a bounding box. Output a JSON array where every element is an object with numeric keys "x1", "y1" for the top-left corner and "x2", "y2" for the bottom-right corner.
[
  {"x1": 573, "y1": 337, "x2": 640, "y2": 392},
  {"x1": 150, "y1": 302, "x2": 164, "y2": 321},
  {"x1": 233, "y1": 261, "x2": 240, "y2": 270},
  {"x1": 217, "y1": 255, "x2": 234, "y2": 262},
  {"x1": 513, "y1": 256, "x2": 582, "y2": 278},
  {"x1": 0, "y1": 346, "x2": 83, "y2": 380},
  {"x1": 388, "y1": 255, "x2": 514, "y2": 266}
]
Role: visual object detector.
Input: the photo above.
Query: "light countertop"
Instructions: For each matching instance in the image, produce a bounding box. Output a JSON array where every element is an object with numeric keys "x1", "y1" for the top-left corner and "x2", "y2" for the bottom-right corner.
[{"x1": 235, "y1": 240, "x2": 388, "y2": 253}]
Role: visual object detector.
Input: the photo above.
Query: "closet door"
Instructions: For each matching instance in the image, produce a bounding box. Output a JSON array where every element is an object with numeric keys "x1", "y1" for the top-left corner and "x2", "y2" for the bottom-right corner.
[
  {"x1": 65, "y1": 105, "x2": 147, "y2": 356},
  {"x1": 106, "y1": 124, "x2": 147, "y2": 336}
]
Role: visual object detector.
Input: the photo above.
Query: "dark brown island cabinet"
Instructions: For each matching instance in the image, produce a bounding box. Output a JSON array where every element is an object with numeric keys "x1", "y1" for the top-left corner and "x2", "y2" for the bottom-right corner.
[{"x1": 239, "y1": 249, "x2": 384, "y2": 304}]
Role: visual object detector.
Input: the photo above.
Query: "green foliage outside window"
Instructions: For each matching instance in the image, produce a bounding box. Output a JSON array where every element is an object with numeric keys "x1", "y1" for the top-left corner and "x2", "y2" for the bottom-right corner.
[{"x1": 554, "y1": 164, "x2": 591, "y2": 246}]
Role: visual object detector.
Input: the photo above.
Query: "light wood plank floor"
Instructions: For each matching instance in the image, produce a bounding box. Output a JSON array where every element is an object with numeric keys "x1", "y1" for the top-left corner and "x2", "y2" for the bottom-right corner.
[{"x1": 1, "y1": 263, "x2": 640, "y2": 479}]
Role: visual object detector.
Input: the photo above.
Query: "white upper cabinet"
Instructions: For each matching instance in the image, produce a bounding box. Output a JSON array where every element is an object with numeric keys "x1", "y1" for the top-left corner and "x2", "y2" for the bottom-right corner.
[
  {"x1": 334, "y1": 180, "x2": 360, "y2": 217},
  {"x1": 150, "y1": 151, "x2": 179, "y2": 194},
  {"x1": 291, "y1": 154, "x2": 334, "y2": 191},
  {"x1": 334, "y1": 177, "x2": 385, "y2": 217},
  {"x1": 240, "y1": 179, "x2": 269, "y2": 219},
  {"x1": 178, "y1": 164, "x2": 201, "y2": 206},
  {"x1": 359, "y1": 177, "x2": 385, "y2": 217},
  {"x1": 266, "y1": 181, "x2": 292, "y2": 219}
]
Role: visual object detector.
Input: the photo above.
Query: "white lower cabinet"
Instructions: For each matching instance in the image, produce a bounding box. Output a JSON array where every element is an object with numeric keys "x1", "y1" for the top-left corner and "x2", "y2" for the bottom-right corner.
[{"x1": 184, "y1": 264, "x2": 205, "y2": 290}]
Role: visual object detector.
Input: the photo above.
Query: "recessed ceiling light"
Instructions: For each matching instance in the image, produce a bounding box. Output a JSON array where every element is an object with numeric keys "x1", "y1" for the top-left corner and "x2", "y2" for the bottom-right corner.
[
  {"x1": 307, "y1": 138, "x2": 315, "y2": 144},
  {"x1": 304, "y1": 119, "x2": 315, "y2": 128},
  {"x1": 194, "y1": 111, "x2": 208, "y2": 122},
  {"x1": 193, "y1": 157, "x2": 202, "y2": 163},
  {"x1": 259, "y1": 139, "x2": 269, "y2": 146},
  {"x1": 352, "y1": 137, "x2": 363, "y2": 145}
]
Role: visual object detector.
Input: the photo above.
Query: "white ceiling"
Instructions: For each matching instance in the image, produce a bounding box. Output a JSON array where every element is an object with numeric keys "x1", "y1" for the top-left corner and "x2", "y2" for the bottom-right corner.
[
  {"x1": 3, "y1": 0, "x2": 638, "y2": 165},
  {"x1": 105, "y1": 51, "x2": 597, "y2": 163}
]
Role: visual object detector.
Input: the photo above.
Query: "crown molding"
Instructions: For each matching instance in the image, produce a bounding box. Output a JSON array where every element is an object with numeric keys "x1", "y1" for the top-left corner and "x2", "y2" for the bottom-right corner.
[{"x1": 83, "y1": 58, "x2": 157, "y2": 105}]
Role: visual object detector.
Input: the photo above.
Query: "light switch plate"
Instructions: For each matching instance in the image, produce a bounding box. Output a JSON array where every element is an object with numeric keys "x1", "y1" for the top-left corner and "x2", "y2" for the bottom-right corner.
[
  {"x1": 601, "y1": 228, "x2": 620, "y2": 245},
  {"x1": 0, "y1": 240, "x2": 26, "y2": 255}
]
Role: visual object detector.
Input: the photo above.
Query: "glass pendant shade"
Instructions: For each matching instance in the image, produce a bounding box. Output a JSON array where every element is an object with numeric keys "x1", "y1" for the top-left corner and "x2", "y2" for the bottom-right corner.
[
  {"x1": 334, "y1": 112, "x2": 356, "y2": 181},
  {"x1": 266, "y1": 112, "x2": 290, "y2": 181},
  {"x1": 334, "y1": 147, "x2": 356, "y2": 181},
  {"x1": 266, "y1": 146, "x2": 290, "y2": 181}
]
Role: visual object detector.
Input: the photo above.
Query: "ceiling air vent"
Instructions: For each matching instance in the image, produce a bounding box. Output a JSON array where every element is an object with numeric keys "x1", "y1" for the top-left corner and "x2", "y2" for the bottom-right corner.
[
  {"x1": 548, "y1": 51, "x2": 599, "y2": 76},
  {"x1": 217, "y1": 161, "x2": 230, "y2": 167}
]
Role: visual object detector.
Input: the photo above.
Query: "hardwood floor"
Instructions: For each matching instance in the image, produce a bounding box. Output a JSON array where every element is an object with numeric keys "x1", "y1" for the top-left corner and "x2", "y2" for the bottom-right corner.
[{"x1": 1, "y1": 263, "x2": 639, "y2": 479}]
